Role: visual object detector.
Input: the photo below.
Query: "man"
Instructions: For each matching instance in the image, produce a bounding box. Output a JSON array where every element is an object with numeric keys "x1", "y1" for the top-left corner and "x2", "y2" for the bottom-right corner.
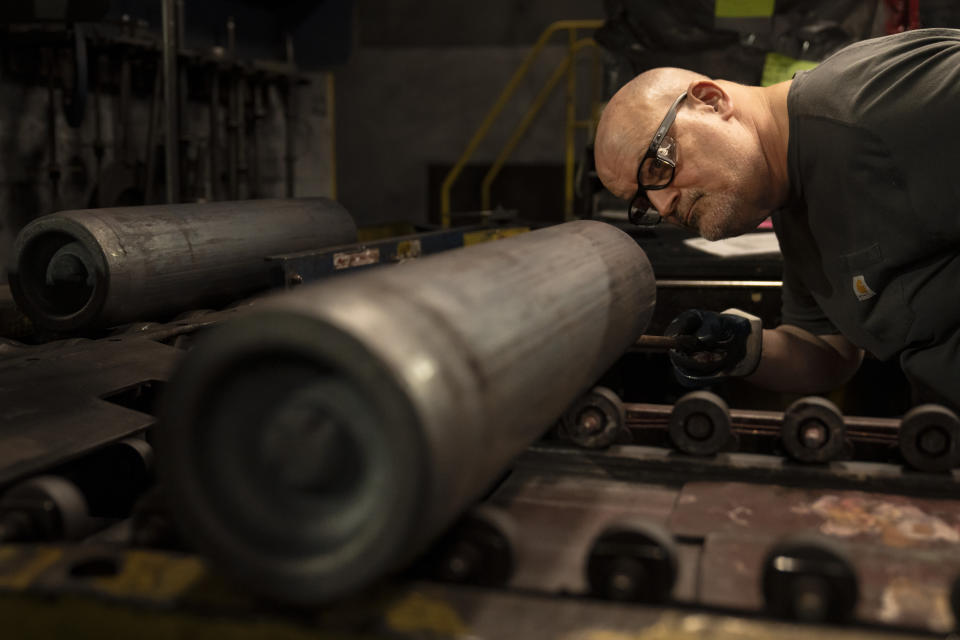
[{"x1": 594, "y1": 28, "x2": 960, "y2": 408}]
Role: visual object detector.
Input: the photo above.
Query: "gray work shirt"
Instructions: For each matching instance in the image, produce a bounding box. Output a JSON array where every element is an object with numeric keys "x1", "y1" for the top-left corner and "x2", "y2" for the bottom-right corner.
[{"x1": 772, "y1": 28, "x2": 960, "y2": 406}]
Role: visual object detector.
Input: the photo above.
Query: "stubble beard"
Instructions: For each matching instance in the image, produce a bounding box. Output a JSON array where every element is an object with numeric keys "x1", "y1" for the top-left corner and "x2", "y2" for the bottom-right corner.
[
  {"x1": 693, "y1": 143, "x2": 770, "y2": 240},
  {"x1": 695, "y1": 189, "x2": 763, "y2": 241},
  {"x1": 696, "y1": 190, "x2": 738, "y2": 240}
]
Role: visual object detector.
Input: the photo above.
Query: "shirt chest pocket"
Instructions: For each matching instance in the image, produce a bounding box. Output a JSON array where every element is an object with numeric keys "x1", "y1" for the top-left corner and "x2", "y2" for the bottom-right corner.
[{"x1": 838, "y1": 243, "x2": 914, "y2": 359}]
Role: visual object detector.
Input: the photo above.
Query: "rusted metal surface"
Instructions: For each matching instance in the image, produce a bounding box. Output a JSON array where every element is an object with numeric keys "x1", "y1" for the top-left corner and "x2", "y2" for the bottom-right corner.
[
  {"x1": 676, "y1": 481, "x2": 960, "y2": 631},
  {"x1": 518, "y1": 442, "x2": 960, "y2": 497},
  {"x1": 669, "y1": 481, "x2": 960, "y2": 545},
  {"x1": 484, "y1": 462, "x2": 960, "y2": 633}
]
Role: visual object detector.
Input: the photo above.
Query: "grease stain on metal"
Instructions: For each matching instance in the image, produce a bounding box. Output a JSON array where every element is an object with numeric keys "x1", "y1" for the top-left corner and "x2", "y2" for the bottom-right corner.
[
  {"x1": 877, "y1": 576, "x2": 953, "y2": 632},
  {"x1": 793, "y1": 495, "x2": 960, "y2": 546},
  {"x1": 727, "y1": 506, "x2": 753, "y2": 526}
]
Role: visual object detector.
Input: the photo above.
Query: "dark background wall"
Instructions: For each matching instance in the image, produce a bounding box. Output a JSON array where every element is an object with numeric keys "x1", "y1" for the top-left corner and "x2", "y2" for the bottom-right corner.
[
  {"x1": 335, "y1": 0, "x2": 606, "y2": 226},
  {"x1": 0, "y1": 1, "x2": 340, "y2": 278},
  {"x1": 0, "y1": 0, "x2": 607, "y2": 277}
]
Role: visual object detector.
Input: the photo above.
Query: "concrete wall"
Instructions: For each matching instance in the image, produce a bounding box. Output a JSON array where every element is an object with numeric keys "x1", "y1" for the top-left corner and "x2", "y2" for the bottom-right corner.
[{"x1": 336, "y1": 0, "x2": 606, "y2": 226}]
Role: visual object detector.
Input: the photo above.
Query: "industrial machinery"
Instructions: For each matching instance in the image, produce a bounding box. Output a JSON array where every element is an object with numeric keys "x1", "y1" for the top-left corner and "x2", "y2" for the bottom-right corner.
[
  {"x1": 157, "y1": 219, "x2": 656, "y2": 603},
  {"x1": 8, "y1": 198, "x2": 356, "y2": 332},
  {"x1": 1, "y1": 205, "x2": 959, "y2": 638}
]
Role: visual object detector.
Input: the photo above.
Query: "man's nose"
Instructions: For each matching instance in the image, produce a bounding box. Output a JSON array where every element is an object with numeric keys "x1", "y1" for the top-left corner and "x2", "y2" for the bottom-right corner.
[{"x1": 647, "y1": 188, "x2": 679, "y2": 219}]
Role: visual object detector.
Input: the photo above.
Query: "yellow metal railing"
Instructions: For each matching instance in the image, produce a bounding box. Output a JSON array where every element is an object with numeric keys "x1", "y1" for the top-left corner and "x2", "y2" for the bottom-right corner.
[
  {"x1": 480, "y1": 37, "x2": 598, "y2": 212},
  {"x1": 440, "y1": 19, "x2": 604, "y2": 227}
]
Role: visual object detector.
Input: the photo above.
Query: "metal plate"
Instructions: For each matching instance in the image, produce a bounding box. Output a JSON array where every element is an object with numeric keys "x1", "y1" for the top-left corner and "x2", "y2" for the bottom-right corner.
[
  {"x1": 669, "y1": 481, "x2": 960, "y2": 549},
  {"x1": 517, "y1": 443, "x2": 960, "y2": 498},
  {"x1": 486, "y1": 470, "x2": 692, "y2": 598},
  {"x1": 699, "y1": 531, "x2": 960, "y2": 632},
  {"x1": 0, "y1": 336, "x2": 182, "y2": 486}
]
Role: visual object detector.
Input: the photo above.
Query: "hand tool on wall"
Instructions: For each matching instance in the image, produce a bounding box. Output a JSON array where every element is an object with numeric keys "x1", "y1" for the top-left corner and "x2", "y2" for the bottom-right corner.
[
  {"x1": 161, "y1": 0, "x2": 180, "y2": 203},
  {"x1": 283, "y1": 32, "x2": 296, "y2": 197},
  {"x1": 176, "y1": 0, "x2": 192, "y2": 202},
  {"x1": 61, "y1": 24, "x2": 87, "y2": 129},
  {"x1": 98, "y1": 38, "x2": 140, "y2": 207},
  {"x1": 207, "y1": 57, "x2": 222, "y2": 201},
  {"x1": 143, "y1": 59, "x2": 162, "y2": 204},
  {"x1": 87, "y1": 55, "x2": 106, "y2": 208},
  {"x1": 45, "y1": 49, "x2": 62, "y2": 212},
  {"x1": 248, "y1": 77, "x2": 265, "y2": 199},
  {"x1": 226, "y1": 17, "x2": 239, "y2": 199}
]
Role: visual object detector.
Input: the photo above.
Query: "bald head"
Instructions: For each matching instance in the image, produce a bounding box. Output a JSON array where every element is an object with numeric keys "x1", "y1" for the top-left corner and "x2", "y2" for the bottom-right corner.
[
  {"x1": 595, "y1": 68, "x2": 709, "y2": 198},
  {"x1": 593, "y1": 66, "x2": 793, "y2": 240}
]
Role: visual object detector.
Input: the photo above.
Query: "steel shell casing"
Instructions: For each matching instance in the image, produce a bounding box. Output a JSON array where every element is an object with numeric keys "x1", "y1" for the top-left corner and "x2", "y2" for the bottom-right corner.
[
  {"x1": 159, "y1": 219, "x2": 656, "y2": 604},
  {"x1": 8, "y1": 198, "x2": 357, "y2": 331}
]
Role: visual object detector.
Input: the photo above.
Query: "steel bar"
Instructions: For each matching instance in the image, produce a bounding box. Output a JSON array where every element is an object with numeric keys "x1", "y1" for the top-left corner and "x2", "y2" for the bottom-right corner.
[
  {"x1": 8, "y1": 198, "x2": 356, "y2": 332},
  {"x1": 158, "y1": 219, "x2": 656, "y2": 604},
  {"x1": 633, "y1": 334, "x2": 697, "y2": 351},
  {"x1": 625, "y1": 403, "x2": 900, "y2": 445},
  {"x1": 656, "y1": 279, "x2": 783, "y2": 289}
]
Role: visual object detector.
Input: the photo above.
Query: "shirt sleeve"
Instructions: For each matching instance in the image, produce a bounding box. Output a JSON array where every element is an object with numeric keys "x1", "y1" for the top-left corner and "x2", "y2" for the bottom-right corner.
[{"x1": 780, "y1": 259, "x2": 842, "y2": 336}]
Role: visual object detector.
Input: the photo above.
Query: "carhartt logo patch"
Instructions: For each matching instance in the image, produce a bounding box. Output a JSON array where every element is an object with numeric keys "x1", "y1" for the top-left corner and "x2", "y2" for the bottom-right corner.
[{"x1": 852, "y1": 275, "x2": 876, "y2": 301}]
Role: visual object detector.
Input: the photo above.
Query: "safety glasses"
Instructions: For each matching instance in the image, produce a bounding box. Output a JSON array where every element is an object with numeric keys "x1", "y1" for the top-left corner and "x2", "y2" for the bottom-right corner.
[{"x1": 627, "y1": 91, "x2": 687, "y2": 226}]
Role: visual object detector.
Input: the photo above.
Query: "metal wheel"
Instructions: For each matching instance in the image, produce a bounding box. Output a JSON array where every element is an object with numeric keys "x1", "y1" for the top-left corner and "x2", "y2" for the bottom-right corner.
[
  {"x1": 781, "y1": 396, "x2": 846, "y2": 463},
  {"x1": 668, "y1": 390, "x2": 732, "y2": 456},
  {"x1": 559, "y1": 386, "x2": 626, "y2": 449},
  {"x1": 898, "y1": 404, "x2": 960, "y2": 472},
  {"x1": 586, "y1": 520, "x2": 678, "y2": 603},
  {"x1": 425, "y1": 505, "x2": 517, "y2": 587},
  {"x1": 762, "y1": 534, "x2": 858, "y2": 623}
]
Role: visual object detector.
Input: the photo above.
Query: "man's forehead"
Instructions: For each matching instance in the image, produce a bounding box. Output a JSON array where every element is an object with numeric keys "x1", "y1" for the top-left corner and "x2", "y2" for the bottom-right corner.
[{"x1": 599, "y1": 131, "x2": 647, "y2": 198}]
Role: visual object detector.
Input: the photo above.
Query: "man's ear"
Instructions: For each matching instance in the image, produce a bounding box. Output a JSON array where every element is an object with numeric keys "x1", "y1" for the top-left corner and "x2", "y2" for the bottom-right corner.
[{"x1": 687, "y1": 80, "x2": 733, "y2": 118}]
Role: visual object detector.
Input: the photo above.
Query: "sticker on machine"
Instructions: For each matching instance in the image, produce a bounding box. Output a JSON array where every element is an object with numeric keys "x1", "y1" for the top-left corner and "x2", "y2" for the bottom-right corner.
[
  {"x1": 334, "y1": 248, "x2": 380, "y2": 270},
  {"x1": 852, "y1": 274, "x2": 876, "y2": 301}
]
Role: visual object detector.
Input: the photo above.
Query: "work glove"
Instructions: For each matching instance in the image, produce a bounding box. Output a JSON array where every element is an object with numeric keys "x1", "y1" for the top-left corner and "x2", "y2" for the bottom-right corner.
[{"x1": 664, "y1": 308, "x2": 762, "y2": 388}]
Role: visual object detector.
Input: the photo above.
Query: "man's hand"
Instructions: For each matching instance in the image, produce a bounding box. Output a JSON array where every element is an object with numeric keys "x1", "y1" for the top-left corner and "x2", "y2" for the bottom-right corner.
[{"x1": 664, "y1": 308, "x2": 762, "y2": 387}]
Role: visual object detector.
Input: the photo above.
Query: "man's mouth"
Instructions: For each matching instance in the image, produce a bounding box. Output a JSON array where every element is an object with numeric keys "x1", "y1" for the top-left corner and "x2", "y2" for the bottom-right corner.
[{"x1": 684, "y1": 194, "x2": 702, "y2": 228}]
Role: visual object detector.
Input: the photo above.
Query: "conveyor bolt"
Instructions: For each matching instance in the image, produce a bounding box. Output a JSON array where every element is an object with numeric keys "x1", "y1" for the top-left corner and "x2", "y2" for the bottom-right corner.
[
  {"x1": 684, "y1": 413, "x2": 714, "y2": 441},
  {"x1": 800, "y1": 419, "x2": 828, "y2": 450}
]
